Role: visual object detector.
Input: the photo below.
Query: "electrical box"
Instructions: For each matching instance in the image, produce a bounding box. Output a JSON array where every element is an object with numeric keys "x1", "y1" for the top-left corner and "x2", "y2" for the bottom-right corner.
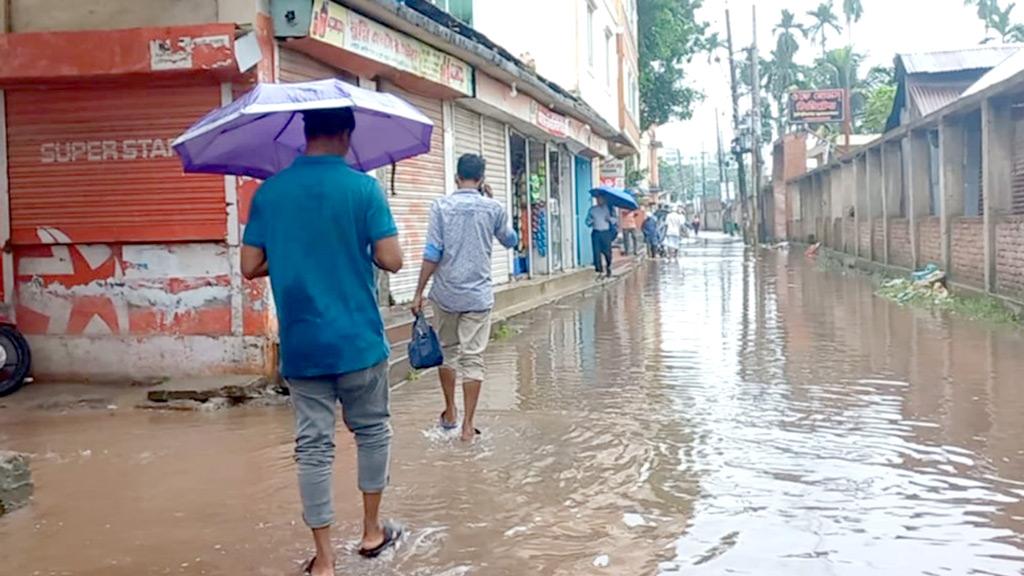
[{"x1": 271, "y1": 0, "x2": 314, "y2": 38}]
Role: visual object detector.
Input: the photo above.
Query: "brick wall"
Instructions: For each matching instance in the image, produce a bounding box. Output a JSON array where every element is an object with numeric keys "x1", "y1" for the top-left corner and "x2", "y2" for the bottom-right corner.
[
  {"x1": 844, "y1": 218, "x2": 855, "y2": 254},
  {"x1": 873, "y1": 219, "x2": 885, "y2": 262},
  {"x1": 996, "y1": 215, "x2": 1024, "y2": 300},
  {"x1": 889, "y1": 218, "x2": 913, "y2": 269},
  {"x1": 951, "y1": 217, "x2": 985, "y2": 288},
  {"x1": 919, "y1": 217, "x2": 942, "y2": 267},
  {"x1": 859, "y1": 220, "x2": 872, "y2": 256}
]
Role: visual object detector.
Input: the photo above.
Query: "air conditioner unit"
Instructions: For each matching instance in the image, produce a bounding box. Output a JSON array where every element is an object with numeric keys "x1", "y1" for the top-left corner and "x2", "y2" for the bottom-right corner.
[{"x1": 271, "y1": 0, "x2": 314, "y2": 39}]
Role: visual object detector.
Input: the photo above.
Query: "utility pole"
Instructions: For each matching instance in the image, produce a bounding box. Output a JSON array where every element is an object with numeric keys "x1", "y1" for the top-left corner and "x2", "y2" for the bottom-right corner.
[
  {"x1": 716, "y1": 109, "x2": 727, "y2": 200},
  {"x1": 725, "y1": 8, "x2": 749, "y2": 242},
  {"x1": 674, "y1": 148, "x2": 685, "y2": 204},
  {"x1": 749, "y1": 5, "x2": 762, "y2": 246}
]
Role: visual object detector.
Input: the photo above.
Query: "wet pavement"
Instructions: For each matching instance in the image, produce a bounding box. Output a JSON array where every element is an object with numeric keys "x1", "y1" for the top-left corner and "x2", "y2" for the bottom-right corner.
[{"x1": 3, "y1": 238, "x2": 1024, "y2": 575}]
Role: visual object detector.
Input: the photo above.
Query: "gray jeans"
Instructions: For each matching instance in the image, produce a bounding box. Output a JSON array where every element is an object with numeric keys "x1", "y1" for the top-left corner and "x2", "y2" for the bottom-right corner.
[{"x1": 288, "y1": 361, "x2": 391, "y2": 529}]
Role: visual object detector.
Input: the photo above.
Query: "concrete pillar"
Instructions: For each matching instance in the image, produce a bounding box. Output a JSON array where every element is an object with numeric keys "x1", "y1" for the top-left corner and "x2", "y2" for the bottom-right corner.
[
  {"x1": 855, "y1": 155, "x2": 868, "y2": 258},
  {"x1": 843, "y1": 161, "x2": 854, "y2": 253},
  {"x1": 787, "y1": 181, "x2": 799, "y2": 240},
  {"x1": 982, "y1": 97, "x2": 1013, "y2": 293},
  {"x1": 823, "y1": 170, "x2": 834, "y2": 247},
  {"x1": 880, "y1": 141, "x2": 901, "y2": 265},
  {"x1": 906, "y1": 130, "x2": 931, "y2": 268},
  {"x1": 939, "y1": 116, "x2": 965, "y2": 274},
  {"x1": 866, "y1": 148, "x2": 883, "y2": 261}
]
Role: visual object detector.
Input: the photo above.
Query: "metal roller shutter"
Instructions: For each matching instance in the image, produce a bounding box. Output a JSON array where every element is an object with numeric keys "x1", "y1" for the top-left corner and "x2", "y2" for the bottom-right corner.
[
  {"x1": 5, "y1": 85, "x2": 224, "y2": 245},
  {"x1": 453, "y1": 105, "x2": 482, "y2": 157},
  {"x1": 483, "y1": 117, "x2": 511, "y2": 285},
  {"x1": 278, "y1": 47, "x2": 356, "y2": 83},
  {"x1": 380, "y1": 83, "x2": 445, "y2": 304}
]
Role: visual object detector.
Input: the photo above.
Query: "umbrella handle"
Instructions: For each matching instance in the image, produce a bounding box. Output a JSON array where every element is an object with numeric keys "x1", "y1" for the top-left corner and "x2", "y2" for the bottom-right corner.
[{"x1": 390, "y1": 162, "x2": 397, "y2": 196}]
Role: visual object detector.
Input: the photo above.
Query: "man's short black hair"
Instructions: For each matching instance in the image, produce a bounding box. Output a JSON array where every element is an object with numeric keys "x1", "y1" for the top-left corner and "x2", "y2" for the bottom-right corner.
[
  {"x1": 457, "y1": 153, "x2": 486, "y2": 182},
  {"x1": 302, "y1": 107, "x2": 356, "y2": 140}
]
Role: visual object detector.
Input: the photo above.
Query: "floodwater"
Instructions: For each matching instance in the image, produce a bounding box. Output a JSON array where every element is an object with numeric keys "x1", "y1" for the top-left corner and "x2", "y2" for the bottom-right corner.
[{"x1": 4, "y1": 237, "x2": 1024, "y2": 576}]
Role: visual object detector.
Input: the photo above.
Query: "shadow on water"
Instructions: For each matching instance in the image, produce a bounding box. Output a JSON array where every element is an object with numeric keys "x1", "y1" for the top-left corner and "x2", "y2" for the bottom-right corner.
[{"x1": 3, "y1": 238, "x2": 1024, "y2": 575}]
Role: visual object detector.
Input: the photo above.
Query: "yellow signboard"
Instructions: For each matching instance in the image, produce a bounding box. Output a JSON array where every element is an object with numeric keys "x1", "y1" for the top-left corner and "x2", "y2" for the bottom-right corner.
[{"x1": 310, "y1": 0, "x2": 474, "y2": 96}]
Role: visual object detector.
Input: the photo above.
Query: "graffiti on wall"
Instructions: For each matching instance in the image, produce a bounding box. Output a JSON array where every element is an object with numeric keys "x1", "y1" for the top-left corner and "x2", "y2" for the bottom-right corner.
[{"x1": 15, "y1": 228, "x2": 233, "y2": 336}]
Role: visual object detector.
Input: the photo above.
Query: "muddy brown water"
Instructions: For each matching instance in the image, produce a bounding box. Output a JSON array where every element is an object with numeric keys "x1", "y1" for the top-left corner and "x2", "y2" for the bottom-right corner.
[{"x1": 3, "y1": 240, "x2": 1024, "y2": 575}]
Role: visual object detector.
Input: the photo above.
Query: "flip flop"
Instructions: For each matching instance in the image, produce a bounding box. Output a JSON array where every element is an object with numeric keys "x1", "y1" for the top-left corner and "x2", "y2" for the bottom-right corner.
[
  {"x1": 439, "y1": 411, "x2": 459, "y2": 431},
  {"x1": 358, "y1": 523, "x2": 403, "y2": 559},
  {"x1": 301, "y1": 557, "x2": 316, "y2": 576}
]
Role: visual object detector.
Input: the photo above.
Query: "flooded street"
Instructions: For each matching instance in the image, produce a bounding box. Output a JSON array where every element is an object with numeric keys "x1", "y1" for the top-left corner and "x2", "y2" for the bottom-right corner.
[{"x1": 4, "y1": 239, "x2": 1024, "y2": 575}]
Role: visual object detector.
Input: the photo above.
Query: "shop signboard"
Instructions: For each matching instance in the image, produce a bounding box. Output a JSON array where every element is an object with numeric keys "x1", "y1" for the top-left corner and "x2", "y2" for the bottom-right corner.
[
  {"x1": 534, "y1": 105, "x2": 569, "y2": 138},
  {"x1": 309, "y1": 0, "x2": 473, "y2": 96},
  {"x1": 600, "y1": 158, "x2": 626, "y2": 188},
  {"x1": 788, "y1": 89, "x2": 846, "y2": 124}
]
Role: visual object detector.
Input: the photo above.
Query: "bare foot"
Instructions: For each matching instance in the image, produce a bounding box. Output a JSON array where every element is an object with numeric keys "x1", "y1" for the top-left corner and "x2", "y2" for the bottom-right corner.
[
  {"x1": 361, "y1": 524, "x2": 385, "y2": 551},
  {"x1": 442, "y1": 407, "x2": 458, "y2": 427},
  {"x1": 307, "y1": 556, "x2": 334, "y2": 576},
  {"x1": 460, "y1": 425, "x2": 477, "y2": 442}
]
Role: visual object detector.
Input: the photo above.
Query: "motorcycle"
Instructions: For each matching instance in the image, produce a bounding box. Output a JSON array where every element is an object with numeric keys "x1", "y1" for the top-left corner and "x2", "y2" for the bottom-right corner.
[{"x1": 0, "y1": 317, "x2": 31, "y2": 397}]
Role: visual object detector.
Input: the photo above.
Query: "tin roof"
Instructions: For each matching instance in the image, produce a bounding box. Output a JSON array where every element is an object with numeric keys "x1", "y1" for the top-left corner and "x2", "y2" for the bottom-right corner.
[
  {"x1": 899, "y1": 45, "x2": 1021, "y2": 75},
  {"x1": 908, "y1": 82, "x2": 973, "y2": 117},
  {"x1": 962, "y1": 46, "x2": 1024, "y2": 98}
]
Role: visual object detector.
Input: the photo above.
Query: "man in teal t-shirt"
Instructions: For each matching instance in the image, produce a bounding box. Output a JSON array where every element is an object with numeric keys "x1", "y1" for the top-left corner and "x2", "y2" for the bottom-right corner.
[{"x1": 241, "y1": 107, "x2": 404, "y2": 574}]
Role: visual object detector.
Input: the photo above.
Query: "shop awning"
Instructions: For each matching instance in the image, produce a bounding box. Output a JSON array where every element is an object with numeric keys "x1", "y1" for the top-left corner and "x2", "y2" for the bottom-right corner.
[{"x1": 0, "y1": 23, "x2": 261, "y2": 86}]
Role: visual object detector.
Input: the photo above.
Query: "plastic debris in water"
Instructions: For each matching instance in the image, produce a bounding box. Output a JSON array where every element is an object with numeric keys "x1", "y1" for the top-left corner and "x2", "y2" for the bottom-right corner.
[{"x1": 593, "y1": 554, "x2": 610, "y2": 568}]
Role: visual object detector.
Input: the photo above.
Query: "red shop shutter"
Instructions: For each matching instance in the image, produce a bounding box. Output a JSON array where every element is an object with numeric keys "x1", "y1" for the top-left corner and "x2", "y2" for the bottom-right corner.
[{"x1": 5, "y1": 84, "x2": 225, "y2": 245}]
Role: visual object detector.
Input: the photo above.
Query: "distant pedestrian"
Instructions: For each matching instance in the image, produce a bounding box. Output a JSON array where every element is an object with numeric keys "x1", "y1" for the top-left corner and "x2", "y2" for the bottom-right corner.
[
  {"x1": 665, "y1": 206, "x2": 686, "y2": 259},
  {"x1": 642, "y1": 209, "x2": 659, "y2": 258},
  {"x1": 587, "y1": 194, "x2": 617, "y2": 278},
  {"x1": 692, "y1": 215, "x2": 701, "y2": 237},
  {"x1": 241, "y1": 107, "x2": 405, "y2": 575},
  {"x1": 620, "y1": 207, "x2": 641, "y2": 256},
  {"x1": 411, "y1": 154, "x2": 518, "y2": 442}
]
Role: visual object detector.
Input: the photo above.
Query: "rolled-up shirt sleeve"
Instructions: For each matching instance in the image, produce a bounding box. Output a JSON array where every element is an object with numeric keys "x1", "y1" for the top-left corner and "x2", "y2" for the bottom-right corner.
[
  {"x1": 365, "y1": 180, "x2": 398, "y2": 242},
  {"x1": 423, "y1": 201, "x2": 444, "y2": 262},
  {"x1": 494, "y1": 206, "x2": 518, "y2": 249}
]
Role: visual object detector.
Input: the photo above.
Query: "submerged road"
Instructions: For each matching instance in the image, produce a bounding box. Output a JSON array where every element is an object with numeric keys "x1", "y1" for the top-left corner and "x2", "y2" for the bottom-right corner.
[{"x1": 3, "y1": 237, "x2": 1024, "y2": 575}]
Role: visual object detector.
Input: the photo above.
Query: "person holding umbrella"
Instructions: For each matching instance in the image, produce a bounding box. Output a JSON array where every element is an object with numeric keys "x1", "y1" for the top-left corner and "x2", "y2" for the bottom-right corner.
[
  {"x1": 586, "y1": 193, "x2": 618, "y2": 278},
  {"x1": 174, "y1": 80, "x2": 436, "y2": 574}
]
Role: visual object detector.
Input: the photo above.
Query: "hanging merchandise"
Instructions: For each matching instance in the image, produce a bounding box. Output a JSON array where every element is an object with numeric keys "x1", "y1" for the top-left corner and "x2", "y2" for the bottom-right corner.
[{"x1": 532, "y1": 205, "x2": 548, "y2": 257}]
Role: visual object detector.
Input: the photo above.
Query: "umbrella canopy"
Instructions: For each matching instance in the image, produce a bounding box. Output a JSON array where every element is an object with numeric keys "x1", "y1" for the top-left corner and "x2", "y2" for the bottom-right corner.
[
  {"x1": 173, "y1": 79, "x2": 433, "y2": 179},
  {"x1": 589, "y1": 186, "x2": 639, "y2": 211}
]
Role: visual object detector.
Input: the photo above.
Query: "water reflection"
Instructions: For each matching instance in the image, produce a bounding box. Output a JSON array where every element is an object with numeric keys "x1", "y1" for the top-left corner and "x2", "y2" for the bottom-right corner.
[{"x1": 2, "y1": 240, "x2": 1024, "y2": 575}]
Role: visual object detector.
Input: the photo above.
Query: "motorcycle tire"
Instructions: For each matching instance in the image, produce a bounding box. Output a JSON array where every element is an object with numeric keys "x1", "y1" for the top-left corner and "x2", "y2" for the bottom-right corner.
[{"x1": 0, "y1": 325, "x2": 31, "y2": 397}]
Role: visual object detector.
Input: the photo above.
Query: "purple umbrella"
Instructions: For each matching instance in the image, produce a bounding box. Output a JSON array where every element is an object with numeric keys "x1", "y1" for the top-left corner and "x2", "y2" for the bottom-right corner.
[{"x1": 173, "y1": 79, "x2": 433, "y2": 179}]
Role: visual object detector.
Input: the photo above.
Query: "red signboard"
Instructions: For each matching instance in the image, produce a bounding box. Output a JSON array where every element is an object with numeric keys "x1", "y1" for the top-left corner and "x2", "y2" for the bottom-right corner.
[{"x1": 788, "y1": 89, "x2": 846, "y2": 124}]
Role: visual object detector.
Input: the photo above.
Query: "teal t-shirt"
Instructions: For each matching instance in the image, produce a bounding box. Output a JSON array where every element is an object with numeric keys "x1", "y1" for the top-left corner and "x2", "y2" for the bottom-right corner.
[{"x1": 243, "y1": 155, "x2": 398, "y2": 378}]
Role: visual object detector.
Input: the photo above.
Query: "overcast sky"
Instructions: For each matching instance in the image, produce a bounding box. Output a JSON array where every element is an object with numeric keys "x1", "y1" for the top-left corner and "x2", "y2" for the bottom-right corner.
[{"x1": 658, "y1": 0, "x2": 990, "y2": 160}]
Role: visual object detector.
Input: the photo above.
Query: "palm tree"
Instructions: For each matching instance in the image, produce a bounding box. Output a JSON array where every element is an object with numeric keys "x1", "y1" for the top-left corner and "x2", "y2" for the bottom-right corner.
[
  {"x1": 842, "y1": 0, "x2": 863, "y2": 44},
  {"x1": 774, "y1": 10, "x2": 806, "y2": 61},
  {"x1": 806, "y1": 1, "x2": 843, "y2": 57},
  {"x1": 965, "y1": 0, "x2": 999, "y2": 32},
  {"x1": 982, "y1": 2, "x2": 1024, "y2": 42}
]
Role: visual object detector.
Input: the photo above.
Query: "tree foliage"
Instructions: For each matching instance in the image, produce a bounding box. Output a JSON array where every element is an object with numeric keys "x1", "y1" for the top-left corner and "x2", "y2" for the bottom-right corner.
[
  {"x1": 861, "y1": 84, "x2": 897, "y2": 134},
  {"x1": 966, "y1": 0, "x2": 1024, "y2": 41},
  {"x1": 638, "y1": 0, "x2": 710, "y2": 130}
]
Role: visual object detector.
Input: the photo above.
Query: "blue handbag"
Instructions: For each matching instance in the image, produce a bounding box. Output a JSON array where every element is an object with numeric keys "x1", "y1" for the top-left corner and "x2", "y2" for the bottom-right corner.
[{"x1": 408, "y1": 313, "x2": 443, "y2": 370}]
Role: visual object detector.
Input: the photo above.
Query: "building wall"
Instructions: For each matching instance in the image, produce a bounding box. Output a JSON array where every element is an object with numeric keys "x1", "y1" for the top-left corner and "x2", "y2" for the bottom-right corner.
[
  {"x1": 918, "y1": 217, "x2": 942, "y2": 267},
  {"x1": 888, "y1": 218, "x2": 912, "y2": 269},
  {"x1": 472, "y1": 0, "x2": 620, "y2": 129},
  {"x1": 996, "y1": 215, "x2": 1024, "y2": 299},
  {"x1": 859, "y1": 220, "x2": 872, "y2": 256},
  {"x1": 8, "y1": 0, "x2": 267, "y2": 31},
  {"x1": 872, "y1": 219, "x2": 885, "y2": 263},
  {"x1": 951, "y1": 217, "x2": 985, "y2": 287},
  {"x1": 843, "y1": 218, "x2": 855, "y2": 254}
]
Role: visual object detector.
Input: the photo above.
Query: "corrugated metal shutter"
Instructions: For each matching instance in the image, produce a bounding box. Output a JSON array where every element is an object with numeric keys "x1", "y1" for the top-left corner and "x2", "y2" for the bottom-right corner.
[
  {"x1": 453, "y1": 105, "x2": 482, "y2": 157},
  {"x1": 5, "y1": 85, "x2": 224, "y2": 245},
  {"x1": 483, "y1": 117, "x2": 511, "y2": 285},
  {"x1": 1012, "y1": 104, "x2": 1024, "y2": 214},
  {"x1": 380, "y1": 83, "x2": 445, "y2": 304},
  {"x1": 278, "y1": 46, "x2": 356, "y2": 83}
]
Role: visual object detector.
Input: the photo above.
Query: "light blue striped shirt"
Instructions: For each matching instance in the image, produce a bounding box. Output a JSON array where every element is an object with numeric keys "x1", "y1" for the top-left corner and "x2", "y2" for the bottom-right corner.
[{"x1": 424, "y1": 190, "x2": 518, "y2": 313}]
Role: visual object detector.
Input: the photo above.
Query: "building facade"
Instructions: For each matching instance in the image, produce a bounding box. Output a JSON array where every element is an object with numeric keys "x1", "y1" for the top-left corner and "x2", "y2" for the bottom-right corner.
[{"x1": 0, "y1": 0, "x2": 631, "y2": 380}]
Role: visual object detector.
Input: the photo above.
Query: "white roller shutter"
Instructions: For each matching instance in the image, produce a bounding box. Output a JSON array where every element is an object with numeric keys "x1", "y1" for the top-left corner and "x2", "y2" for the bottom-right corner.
[
  {"x1": 278, "y1": 47, "x2": 356, "y2": 83},
  {"x1": 381, "y1": 83, "x2": 446, "y2": 304},
  {"x1": 454, "y1": 105, "x2": 482, "y2": 156},
  {"x1": 483, "y1": 117, "x2": 511, "y2": 285}
]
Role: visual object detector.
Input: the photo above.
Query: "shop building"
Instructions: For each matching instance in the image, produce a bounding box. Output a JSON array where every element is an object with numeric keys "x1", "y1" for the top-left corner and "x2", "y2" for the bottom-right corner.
[{"x1": 0, "y1": 0, "x2": 632, "y2": 380}]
